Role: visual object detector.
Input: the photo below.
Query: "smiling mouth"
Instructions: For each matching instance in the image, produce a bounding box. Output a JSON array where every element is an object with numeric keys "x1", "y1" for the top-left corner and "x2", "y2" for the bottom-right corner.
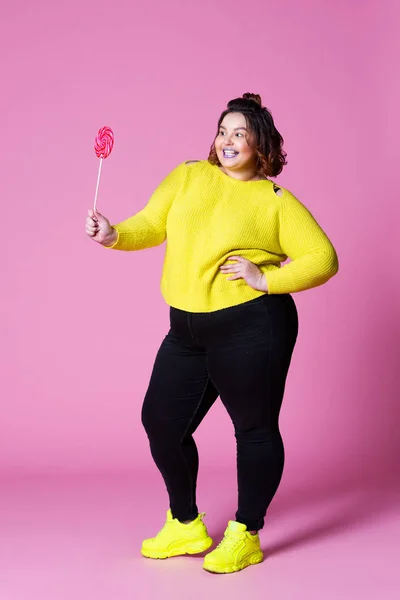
[{"x1": 222, "y1": 149, "x2": 239, "y2": 158}]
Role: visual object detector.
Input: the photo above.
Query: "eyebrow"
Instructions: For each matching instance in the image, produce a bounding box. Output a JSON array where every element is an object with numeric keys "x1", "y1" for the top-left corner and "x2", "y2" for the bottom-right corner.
[{"x1": 219, "y1": 126, "x2": 248, "y2": 131}]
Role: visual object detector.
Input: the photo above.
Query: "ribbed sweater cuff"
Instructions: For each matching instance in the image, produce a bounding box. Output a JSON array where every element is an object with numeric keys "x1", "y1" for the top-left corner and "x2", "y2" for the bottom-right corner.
[{"x1": 103, "y1": 228, "x2": 120, "y2": 249}]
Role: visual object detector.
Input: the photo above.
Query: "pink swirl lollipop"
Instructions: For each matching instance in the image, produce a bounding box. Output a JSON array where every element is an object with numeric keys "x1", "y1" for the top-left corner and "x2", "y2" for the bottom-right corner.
[
  {"x1": 93, "y1": 126, "x2": 114, "y2": 210},
  {"x1": 94, "y1": 126, "x2": 114, "y2": 159}
]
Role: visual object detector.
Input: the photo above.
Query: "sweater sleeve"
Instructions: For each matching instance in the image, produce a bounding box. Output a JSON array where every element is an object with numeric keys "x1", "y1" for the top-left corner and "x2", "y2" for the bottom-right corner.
[
  {"x1": 265, "y1": 189, "x2": 339, "y2": 294},
  {"x1": 105, "y1": 161, "x2": 187, "y2": 251}
]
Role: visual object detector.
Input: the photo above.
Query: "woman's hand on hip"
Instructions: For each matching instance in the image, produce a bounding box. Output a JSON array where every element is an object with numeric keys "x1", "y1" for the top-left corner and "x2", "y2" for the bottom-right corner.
[{"x1": 219, "y1": 256, "x2": 268, "y2": 293}]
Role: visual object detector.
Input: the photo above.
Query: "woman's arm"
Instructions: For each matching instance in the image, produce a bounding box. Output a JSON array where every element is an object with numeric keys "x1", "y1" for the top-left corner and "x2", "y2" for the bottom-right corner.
[
  {"x1": 265, "y1": 189, "x2": 339, "y2": 294},
  {"x1": 105, "y1": 161, "x2": 187, "y2": 251}
]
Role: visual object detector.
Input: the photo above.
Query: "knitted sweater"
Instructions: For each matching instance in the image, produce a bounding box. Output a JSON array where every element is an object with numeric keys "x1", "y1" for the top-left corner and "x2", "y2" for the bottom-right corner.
[{"x1": 106, "y1": 160, "x2": 338, "y2": 312}]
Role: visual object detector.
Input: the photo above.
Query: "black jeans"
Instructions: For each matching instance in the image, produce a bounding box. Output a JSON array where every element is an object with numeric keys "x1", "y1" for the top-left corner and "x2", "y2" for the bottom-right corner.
[{"x1": 141, "y1": 293, "x2": 299, "y2": 531}]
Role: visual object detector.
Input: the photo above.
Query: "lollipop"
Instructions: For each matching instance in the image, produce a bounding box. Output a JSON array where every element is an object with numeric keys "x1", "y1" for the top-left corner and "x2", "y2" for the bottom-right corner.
[{"x1": 93, "y1": 126, "x2": 114, "y2": 210}]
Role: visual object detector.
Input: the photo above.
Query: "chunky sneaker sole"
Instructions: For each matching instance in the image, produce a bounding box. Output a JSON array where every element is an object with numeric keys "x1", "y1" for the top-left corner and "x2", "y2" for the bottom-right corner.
[
  {"x1": 203, "y1": 549, "x2": 263, "y2": 573},
  {"x1": 141, "y1": 536, "x2": 213, "y2": 559}
]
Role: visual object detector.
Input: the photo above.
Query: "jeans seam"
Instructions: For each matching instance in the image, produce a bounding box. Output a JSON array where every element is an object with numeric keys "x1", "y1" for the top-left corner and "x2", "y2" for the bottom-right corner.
[
  {"x1": 249, "y1": 298, "x2": 273, "y2": 531},
  {"x1": 180, "y1": 374, "x2": 212, "y2": 515}
]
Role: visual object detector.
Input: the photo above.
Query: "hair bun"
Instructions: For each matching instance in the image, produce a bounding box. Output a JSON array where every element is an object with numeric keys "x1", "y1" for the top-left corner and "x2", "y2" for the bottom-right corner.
[{"x1": 242, "y1": 93, "x2": 262, "y2": 107}]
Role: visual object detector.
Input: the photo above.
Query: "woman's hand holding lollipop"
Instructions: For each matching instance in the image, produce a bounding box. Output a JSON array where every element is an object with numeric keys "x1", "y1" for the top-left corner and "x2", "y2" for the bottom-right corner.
[{"x1": 85, "y1": 209, "x2": 117, "y2": 246}]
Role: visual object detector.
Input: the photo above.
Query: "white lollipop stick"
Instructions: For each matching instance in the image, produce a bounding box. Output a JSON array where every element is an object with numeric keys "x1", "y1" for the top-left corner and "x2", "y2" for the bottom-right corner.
[{"x1": 93, "y1": 157, "x2": 103, "y2": 212}]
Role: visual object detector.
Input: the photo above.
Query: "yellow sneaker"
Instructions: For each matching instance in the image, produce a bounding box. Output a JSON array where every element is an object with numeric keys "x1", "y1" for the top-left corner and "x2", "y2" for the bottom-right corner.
[
  {"x1": 141, "y1": 509, "x2": 213, "y2": 559},
  {"x1": 203, "y1": 520, "x2": 263, "y2": 574}
]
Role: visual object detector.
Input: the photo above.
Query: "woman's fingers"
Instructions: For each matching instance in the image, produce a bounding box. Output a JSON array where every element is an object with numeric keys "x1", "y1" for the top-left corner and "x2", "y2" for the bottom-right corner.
[
  {"x1": 86, "y1": 216, "x2": 99, "y2": 232},
  {"x1": 85, "y1": 209, "x2": 113, "y2": 243},
  {"x1": 220, "y1": 256, "x2": 247, "y2": 280},
  {"x1": 85, "y1": 215, "x2": 100, "y2": 236},
  {"x1": 220, "y1": 256, "x2": 250, "y2": 271},
  {"x1": 86, "y1": 227, "x2": 98, "y2": 236},
  {"x1": 88, "y1": 209, "x2": 100, "y2": 224}
]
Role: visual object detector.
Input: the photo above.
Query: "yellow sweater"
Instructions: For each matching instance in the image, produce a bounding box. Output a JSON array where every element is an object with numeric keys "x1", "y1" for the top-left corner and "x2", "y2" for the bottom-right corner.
[{"x1": 106, "y1": 160, "x2": 338, "y2": 312}]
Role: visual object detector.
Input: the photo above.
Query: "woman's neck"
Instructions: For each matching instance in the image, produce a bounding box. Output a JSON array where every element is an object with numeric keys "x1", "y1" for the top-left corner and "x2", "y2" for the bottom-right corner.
[{"x1": 218, "y1": 165, "x2": 267, "y2": 182}]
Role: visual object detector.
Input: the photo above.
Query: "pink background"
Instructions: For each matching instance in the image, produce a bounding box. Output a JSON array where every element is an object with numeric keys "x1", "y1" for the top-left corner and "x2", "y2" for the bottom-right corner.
[
  {"x1": 1, "y1": 0, "x2": 399, "y2": 482},
  {"x1": 1, "y1": 1, "x2": 400, "y2": 598}
]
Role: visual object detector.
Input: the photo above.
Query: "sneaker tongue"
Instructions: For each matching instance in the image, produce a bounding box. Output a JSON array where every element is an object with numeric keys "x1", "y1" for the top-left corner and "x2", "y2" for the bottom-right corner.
[{"x1": 228, "y1": 520, "x2": 247, "y2": 533}]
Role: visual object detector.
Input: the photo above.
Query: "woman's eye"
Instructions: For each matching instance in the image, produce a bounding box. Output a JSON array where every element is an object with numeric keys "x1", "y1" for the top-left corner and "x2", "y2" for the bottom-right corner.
[
  {"x1": 236, "y1": 133, "x2": 243, "y2": 137},
  {"x1": 219, "y1": 131, "x2": 225, "y2": 135}
]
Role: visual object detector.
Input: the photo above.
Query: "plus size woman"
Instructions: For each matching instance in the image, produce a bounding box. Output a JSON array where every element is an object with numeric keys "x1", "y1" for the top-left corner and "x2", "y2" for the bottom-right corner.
[{"x1": 85, "y1": 93, "x2": 339, "y2": 574}]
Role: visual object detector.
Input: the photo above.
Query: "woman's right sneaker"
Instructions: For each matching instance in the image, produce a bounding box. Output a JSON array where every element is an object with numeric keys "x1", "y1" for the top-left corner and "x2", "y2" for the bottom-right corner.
[{"x1": 141, "y1": 509, "x2": 213, "y2": 559}]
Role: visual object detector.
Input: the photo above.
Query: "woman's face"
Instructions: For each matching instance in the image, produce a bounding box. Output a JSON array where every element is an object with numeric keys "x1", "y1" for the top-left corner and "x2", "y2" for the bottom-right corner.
[{"x1": 214, "y1": 112, "x2": 258, "y2": 173}]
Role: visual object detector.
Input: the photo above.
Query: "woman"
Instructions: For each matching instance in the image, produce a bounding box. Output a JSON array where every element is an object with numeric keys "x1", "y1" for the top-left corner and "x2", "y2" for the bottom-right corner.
[{"x1": 85, "y1": 93, "x2": 339, "y2": 574}]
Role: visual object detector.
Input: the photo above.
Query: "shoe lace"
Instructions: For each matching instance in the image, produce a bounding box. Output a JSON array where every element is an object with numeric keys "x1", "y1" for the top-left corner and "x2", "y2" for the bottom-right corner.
[{"x1": 215, "y1": 531, "x2": 243, "y2": 552}]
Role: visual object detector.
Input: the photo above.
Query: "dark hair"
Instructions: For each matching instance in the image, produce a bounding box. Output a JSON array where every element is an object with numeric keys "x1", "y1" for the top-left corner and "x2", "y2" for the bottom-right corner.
[{"x1": 208, "y1": 92, "x2": 287, "y2": 178}]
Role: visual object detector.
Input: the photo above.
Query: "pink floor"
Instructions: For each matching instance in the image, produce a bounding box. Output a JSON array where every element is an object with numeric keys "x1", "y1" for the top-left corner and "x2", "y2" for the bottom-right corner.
[{"x1": 0, "y1": 470, "x2": 399, "y2": 600}]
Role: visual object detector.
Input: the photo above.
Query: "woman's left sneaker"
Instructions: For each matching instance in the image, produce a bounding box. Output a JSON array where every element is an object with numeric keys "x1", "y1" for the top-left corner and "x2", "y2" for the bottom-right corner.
[
  {"x1": 203, "y1": 520, "x2": 263, "y2": 574},
  {"x1": 141, "y1": 509, "x2": 213, "y2": 559}
]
